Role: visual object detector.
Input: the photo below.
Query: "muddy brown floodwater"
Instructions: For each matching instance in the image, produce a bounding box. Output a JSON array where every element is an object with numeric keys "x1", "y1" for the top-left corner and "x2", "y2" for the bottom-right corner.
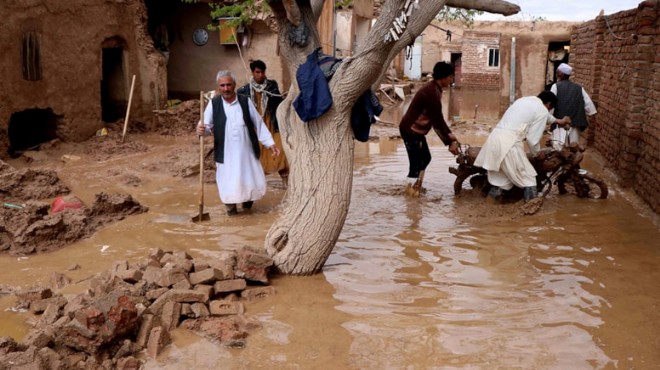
[{"x1": 1, "y1": 90, "x2": 659, "y2": 369}]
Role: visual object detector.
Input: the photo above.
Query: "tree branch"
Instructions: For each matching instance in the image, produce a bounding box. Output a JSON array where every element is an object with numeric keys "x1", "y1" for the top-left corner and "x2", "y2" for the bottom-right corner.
[
  {"x1": 282, "y1": 0, "x2": 302, "y2": 26},
  {"x1": 329, "y1": 0, "x2": 447, "y2": 110},
  {"x1": 445, "y1": 0, "x2": 520, "y2": 16}
]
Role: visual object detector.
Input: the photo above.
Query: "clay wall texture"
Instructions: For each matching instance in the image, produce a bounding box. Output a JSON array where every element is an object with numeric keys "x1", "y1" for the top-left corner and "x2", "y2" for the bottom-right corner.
[
  {"x1": 421, "y1": 20, "x2": 577, "y2": 108},
  {"x1": 162, "y1": 3, "x2": 281, "y2": 98},
  {"x1": 0, "y1": 0, "x2": 283, "y2": 146},
  {"x1": 0, "y1": 0, "x2": 167, "y2": 141},
  {"x1": 570, "y1": 0, "x2": 660, "y2": 213}
]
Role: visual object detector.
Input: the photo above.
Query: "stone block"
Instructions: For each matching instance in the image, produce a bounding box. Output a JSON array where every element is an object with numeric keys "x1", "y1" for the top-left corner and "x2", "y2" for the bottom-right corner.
[
  {"x1": 145, "y1": 287, "x2": 169, "y2": 301},
  {"x1": 15, "y1": 288, "x2": 53, "y2": 309},
  {"x1": 172, "y1": 278, "x2": 192, "y2": 290},
  {"x1": 193, "y1": 284, "x2": 214, "y2": 301},
  {"x1": 146, "y1": 326, "x2": 170, "y2": 359},
  {"x1": 149, "y1": 289, "x2": 209, "y2": 315},
  {"x1": 189, "y1": 268, "x2": 225, "y2": 285},
  {"x1": 29, "y1": 296, "x2": 68, "y2": 314},
  {"x1": 209, "y1": 300, "x2": 244, "y2": 316},
  {"x1": 190, "y1": 303, "x2": 210, "y2": 318},
  {"x1": 161, "y1": 301, "x2": 182, "y2": 331},
  {"x1": 115, "y1": 268, "x2": 143, "y2": 284},
  {"x1": 236, "y1": 246, "x2": 273, "y2": 283},
  {"x1": 240, "y1": 286, "x2": 276, "y2": 302},
  {"x1": 149, "y1": 248, "x2": 165, "y2": 261},
  {"x1": 136, "y1": 314, "x2": 160, "y2": 348},
  {"x1": 213, "y1": 279, "x2": 247, "y2": 294},
  {"x1": 38, "y1": 303, "x2": 61, "y2": 327}
]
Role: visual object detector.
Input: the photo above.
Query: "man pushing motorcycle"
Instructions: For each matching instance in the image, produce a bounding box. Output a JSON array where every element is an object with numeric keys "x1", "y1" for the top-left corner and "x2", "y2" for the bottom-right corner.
[{"x1": 474, "y1": 91, "x2": 571, "y2": 202}]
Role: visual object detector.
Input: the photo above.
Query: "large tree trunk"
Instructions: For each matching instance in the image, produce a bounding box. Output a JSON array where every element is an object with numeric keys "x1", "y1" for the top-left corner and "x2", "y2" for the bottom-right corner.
[{"x1": 265, "y1": 0, "x2": 519, "y2": 275}]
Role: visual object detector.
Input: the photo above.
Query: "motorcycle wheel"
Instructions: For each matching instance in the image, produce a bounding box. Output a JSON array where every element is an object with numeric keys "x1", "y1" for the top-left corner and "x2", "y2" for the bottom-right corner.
[
  {"x1": 559, "y1": 174, "x2": 608, "y2": 199},
  {"x1": 452, "y1": 168, "x2": 485, "y2": 195}
]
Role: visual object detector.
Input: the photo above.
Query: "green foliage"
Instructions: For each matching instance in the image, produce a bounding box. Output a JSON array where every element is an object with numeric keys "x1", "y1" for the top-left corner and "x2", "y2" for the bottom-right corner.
[
  {"x1": 435, "y1": 7, "x2": 483, "y2": 28},
  {"x1": 178, "y1": 0, "x2": 267, "y2": 30},
  {"x1": 335, "y1": 0, "x2": 353, "y2": 8}
]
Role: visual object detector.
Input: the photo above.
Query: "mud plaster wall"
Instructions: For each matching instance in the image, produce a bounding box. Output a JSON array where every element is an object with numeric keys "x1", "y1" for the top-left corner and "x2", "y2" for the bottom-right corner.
[
  {"x1": 421, "y1": 21, "x2": 576, "y2": 112},
  {"x1": 0, "y1": 0, "x2": 166, "y2": 142},
  {"x1": 570, "y1": 1, "x2": 660, "y2": 213},
  {"x1": 165, "y1": 3, "x2": 281, "y2": 98}
]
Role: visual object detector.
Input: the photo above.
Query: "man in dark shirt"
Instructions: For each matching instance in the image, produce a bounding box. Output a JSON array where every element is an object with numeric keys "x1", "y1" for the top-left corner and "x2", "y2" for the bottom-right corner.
[{"x1": 399, "y1": 61, "x2": 460, "y2": 191}]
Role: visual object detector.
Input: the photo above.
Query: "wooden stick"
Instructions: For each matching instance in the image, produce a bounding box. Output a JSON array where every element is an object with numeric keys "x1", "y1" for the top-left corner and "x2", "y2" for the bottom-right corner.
[
  {"x1": 199, "y1": 91, "x2": 205, "y2": 217},
  {"x1": 121, "y1": 74, "x2": 136, "y2": 143}
]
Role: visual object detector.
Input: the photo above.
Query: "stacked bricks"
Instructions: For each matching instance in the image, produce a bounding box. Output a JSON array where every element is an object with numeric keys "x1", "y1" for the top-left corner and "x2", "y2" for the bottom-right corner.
[
  {"x1": 1, "y1": 246, "x2": 276, "y2": 369},
  {"x1": 460, "y1": 31, "x2": 501, "y2": 89},
  {"x1": 571, "y1": 1, "x2": 659, "y2": 213}
]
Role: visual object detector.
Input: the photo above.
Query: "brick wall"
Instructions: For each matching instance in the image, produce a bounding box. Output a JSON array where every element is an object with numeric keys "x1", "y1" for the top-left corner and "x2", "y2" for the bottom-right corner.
[
  {"x1": 461, "y1": 31, "x2": 501, "y2": 89},
  {"x1": 571, "y1": 0, "x2": 659, "y2": 213}
]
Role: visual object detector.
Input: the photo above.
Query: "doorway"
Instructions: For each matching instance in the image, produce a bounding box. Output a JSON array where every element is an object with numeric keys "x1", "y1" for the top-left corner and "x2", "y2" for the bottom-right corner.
[
  {"x1": 101, "y1": 46, "x2": 126, "y2": 122},
  {"x1": 451, "y1": 53, "x2": 462, "y2": 88},
  {"x1": 545, "y1": 41, "x2": 570, "y2": 90}
]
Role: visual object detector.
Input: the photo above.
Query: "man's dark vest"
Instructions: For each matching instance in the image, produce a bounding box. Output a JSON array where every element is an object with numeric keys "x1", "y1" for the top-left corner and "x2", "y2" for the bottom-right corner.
[
  {"x1": 211, "y1": 95, "x2": 260, "y2": 163},
  {"x1": 236, "y1": 80, "x2": 283, "y2": 132},
  {"x1": 554, "y1": 80, "x2": 588, "y2": 130}
]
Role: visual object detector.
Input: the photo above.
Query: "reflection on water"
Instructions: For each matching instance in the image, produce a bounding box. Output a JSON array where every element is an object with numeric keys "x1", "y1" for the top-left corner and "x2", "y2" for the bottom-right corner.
[
  {"x1": 447, "y1": 88, "x2": 501, "y2": 123},
  {"x1": 377, "y1": 86, "x2": 501, "y2": 127},
  {"x1": 0, "y1": 129, "x2": 659, "y2": 369}
]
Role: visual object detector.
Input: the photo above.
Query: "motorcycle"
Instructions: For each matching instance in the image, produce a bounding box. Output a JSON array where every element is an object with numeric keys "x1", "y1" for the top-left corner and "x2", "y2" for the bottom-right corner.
[{"x1": 448, "y1": 141, "x2": 608, "y2": 201}]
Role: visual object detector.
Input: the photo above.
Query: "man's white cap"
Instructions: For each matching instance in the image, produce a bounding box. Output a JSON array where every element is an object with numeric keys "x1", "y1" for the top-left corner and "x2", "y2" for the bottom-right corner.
[{"x1": 557, "y1": 63, "x2": 573, "y2": 75}]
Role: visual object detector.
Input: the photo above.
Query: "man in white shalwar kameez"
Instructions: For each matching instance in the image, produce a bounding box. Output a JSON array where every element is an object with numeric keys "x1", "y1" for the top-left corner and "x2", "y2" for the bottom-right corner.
[
  {"x1": 197, "y1": 70, "x2": 281, "y2": 215},
  {"x1": 474, "y1": 91, "x2": 571, "y2": 202}
]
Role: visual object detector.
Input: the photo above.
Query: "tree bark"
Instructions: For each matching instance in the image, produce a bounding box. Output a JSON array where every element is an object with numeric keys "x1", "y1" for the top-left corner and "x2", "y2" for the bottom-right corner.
[
  {"x1": 265, "y1": 0, "x2": 519, "y2": 275},
  {"x1": 446, "y1": 0, "x2": 520, "y2": 16}
]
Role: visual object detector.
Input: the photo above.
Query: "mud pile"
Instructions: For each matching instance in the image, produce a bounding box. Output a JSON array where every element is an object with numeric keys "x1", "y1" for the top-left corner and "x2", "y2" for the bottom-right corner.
[
  {"x1": 81, "y1": 133, "x2": 150, "y2": 162},
  {"x1": 1, "y1": 247, "x2": 274, "y2": 369},
  {"x1": 0, "y1": 160, "x2": 148, "y2": 255},
  {"x1": 153, "y1": 100, "x2": 199, "y2": 136}
]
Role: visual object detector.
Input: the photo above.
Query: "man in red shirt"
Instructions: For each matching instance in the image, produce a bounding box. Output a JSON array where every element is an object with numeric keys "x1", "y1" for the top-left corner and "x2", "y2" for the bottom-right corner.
[{"x1": 399, "y1": 62, "x2": 460, "y2": 191}]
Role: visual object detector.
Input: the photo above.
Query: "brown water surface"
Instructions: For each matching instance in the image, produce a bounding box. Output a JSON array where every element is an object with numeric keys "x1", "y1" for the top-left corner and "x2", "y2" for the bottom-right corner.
[{"x1": 1, "y1": 94, "x2": 659, "y2": 369}]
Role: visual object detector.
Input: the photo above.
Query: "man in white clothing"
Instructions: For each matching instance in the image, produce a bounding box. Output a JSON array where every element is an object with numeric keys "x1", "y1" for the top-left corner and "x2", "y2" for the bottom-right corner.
[
  {"x1": 197, "y1": 70, "x2": 281, "y2": 215},
  {"x1": 474, "y1": 91, "x2": 571, "y2": 202},
  {"x1": 549, "y1": 63, "x2": 599, "y2": 150}
]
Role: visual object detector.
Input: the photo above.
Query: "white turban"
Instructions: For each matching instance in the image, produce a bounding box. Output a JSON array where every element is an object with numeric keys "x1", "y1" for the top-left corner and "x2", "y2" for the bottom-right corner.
[{"x1": 557, "y1": 63, "x2": 572, "y2": 75}]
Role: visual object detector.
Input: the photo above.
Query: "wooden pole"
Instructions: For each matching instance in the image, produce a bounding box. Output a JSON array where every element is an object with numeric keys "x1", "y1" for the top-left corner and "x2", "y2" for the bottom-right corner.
[
  {"x1": 199, "y1": 91, "x2": 205, "y2": 217},
  {"x1": 121, "y1": 74, "x2": 136, "y2": 143}
]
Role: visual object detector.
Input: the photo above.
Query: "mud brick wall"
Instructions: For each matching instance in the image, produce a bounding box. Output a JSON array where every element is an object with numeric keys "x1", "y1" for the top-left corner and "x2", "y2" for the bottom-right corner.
[
  {"x1": 0, "y1": 0, "x2": 166, "y2": 142},
  {"x1": 570, "y1": 0, "x2": 659, "y2": 213},
  {"x1": 460, "y1": 31, "x2": 501, "y2": 89}
]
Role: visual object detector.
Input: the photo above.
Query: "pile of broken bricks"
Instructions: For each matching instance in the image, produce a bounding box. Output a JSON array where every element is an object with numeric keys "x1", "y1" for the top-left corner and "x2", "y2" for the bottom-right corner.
[{"x1": 0, "y1": 246, "x2": 276, "y2": 369}]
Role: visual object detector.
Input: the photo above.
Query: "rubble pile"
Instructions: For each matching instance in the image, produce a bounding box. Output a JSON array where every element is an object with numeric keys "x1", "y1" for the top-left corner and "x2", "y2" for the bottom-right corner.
[
  {"x1": 1, "y1": 192, "x2": 148, "y2": 255},
  {"x1": 153, "y1": 100, "x2": 198, "y2": 136},
  {"x1": 0, "y1": 246, "x2": 275, "y2": 369}
]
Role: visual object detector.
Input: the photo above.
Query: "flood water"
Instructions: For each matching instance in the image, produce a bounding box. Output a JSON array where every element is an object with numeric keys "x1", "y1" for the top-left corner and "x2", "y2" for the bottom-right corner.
[{"x1": 1, "y1": 90, "x2": 659, "y2": 369}]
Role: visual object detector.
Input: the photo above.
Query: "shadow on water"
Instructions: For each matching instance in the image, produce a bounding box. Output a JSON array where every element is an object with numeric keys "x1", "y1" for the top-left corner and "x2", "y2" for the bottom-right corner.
[{"x1": 0, "y1": 89, "x2": 659, "y2": 368}]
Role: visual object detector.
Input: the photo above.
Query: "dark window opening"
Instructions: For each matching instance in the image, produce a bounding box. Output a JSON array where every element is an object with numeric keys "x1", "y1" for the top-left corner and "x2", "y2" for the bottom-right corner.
[
  {"x1": 101, "y1": 47, "x2": 126, "y2": 122},
  {"x1": 8, "y1": 108, "x2": 60, "y2": 157},
  {"x1": 22, "y1": 31, "x2": 42, "y2": 81},
  {"x1": 451, "y1": 52, "x2": 462, "y2": 87},
  {"x1": 488, "y1": 48, "x2": 500, "y2": 67},
  {"x1": 545, "y1": 41, "x2": 571, "y2": 90}
]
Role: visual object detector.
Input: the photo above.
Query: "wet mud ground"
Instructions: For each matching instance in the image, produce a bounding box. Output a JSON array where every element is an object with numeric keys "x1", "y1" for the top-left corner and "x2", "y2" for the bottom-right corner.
[{"x1": 1, "y1": 92, "x2": 659, "y2": 369}]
